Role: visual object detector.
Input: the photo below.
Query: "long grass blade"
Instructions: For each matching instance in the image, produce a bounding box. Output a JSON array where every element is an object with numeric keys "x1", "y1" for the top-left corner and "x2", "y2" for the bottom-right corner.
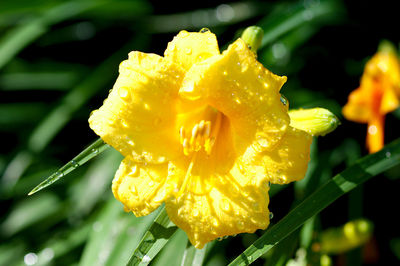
[
  {"x1": 181, "y1": 242, "x2": 209, "y2": 266},
  {"x1": 228, "y1": 138, "x2": 400, "y2": 265},
  {"x1": 259, "y1": 0, "x2": 344, "y2": 49},
  {"x1": 126, "y1": 206, "x2": 178, "y2": 266},
  {"x1": 28, "y1": 138, "x2": 109, "y2": 196}
]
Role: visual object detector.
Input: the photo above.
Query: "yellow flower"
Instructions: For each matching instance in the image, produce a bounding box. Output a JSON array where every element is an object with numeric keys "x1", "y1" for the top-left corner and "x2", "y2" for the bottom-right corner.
[
  {"x1": 342, "y1": 42, "x2": 400, "y2": 153},
  {"x1": 89, "y1": 30, "x2": 313, "y2": 248}
]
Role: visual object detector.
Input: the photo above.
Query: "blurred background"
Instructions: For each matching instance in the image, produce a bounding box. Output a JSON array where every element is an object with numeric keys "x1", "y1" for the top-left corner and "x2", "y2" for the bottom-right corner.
[{"x1": 1, "y1": 0, "x2": 400, "y2": 265}]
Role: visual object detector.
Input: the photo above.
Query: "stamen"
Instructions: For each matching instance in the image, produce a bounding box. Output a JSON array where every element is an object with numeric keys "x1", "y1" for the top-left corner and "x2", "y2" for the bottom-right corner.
[
  {"x1": 179, "y1": 106, "x2": 223, "y2": 156},
  {"x1": 179, "y1": 126, "x2": 186, "y2": 144}
]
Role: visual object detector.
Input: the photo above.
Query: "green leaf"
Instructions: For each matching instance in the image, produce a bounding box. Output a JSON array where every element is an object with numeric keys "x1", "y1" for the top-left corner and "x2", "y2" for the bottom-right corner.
[
  {"x1": 126, "y1": 206, "x2": 178, "y2": 266},
  {"x1": 28, "y1": 138, "x2": 109, "y2": 196},
  {"x1": 0, "y1": 193, "x2": 61, "y2": 237},
  {"x1": 181, "y1": 242, "x2": 210, "y2": 266},
  {"x1": 152, "y1": 230, "x2": 187, "y2": 266},
  {"x1": 79, "y1": 199, "x2": 158, "y2": 266},
  {"x1": 228, "y1": 138, "x2": 400, "y2": 265}
]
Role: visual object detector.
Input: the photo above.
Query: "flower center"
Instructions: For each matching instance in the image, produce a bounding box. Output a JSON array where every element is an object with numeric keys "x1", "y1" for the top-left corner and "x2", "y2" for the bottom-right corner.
[{"x1": 178, "y1": 105, "x2": 222, "y2": 156}]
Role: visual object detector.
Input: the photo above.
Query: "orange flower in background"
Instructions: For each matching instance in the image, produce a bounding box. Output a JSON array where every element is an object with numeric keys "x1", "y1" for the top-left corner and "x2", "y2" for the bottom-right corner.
[{"x1": 343, "y1": 42, "x2": 400, "y2": 153}]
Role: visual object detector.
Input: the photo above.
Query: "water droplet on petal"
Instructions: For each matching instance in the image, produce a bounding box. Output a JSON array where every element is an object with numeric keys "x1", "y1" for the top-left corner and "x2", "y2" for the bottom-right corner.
[
  {"x1": 118, "y1": 87, "x2": 129, "y2": 99},
  {"x1": 185, "y1": 48, "x2": 192, "y2": 55},
  {"x1": 129, "y1": 165, "x2": 139, "y2": 177},
  {"x1": 121, "y1": 120, "x2": 129, "y2": 128},
  {"x1": 180, "y1": 31, "x2": 189, "y2": 37},
  {"x1": 256, "y1": 133, "x2": 270, "y2": 148},
  {"x1": 193, "y1": 209, "x2": 199, "y2": 217},
  {"x1": 237, "y1": 220, "x2": 245, "y2": 229},
  {"x1": 280, "y1": 95, "x2": 288, "y2": 106},
  {"x1": 269, "y1": 212, "x2": 274, "y2": 219},
  {"x1": 221, "y1": 199, "x2": 231, "y2": 211},
  {"x1": 212, "y1": 218, "x2": 219, "y2": 226}
]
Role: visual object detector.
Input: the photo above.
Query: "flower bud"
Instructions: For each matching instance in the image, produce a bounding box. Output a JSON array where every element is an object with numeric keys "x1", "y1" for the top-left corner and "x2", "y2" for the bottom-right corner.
[
  {"x1": 241, "y1": 26, "x2": 263, "y2": 53},
  {"x1": 320, "y1": 219, "x2": 373, "y2": 254},
  {"x1": 289, "y1": 108, "x2": 340, "y2": 136}
]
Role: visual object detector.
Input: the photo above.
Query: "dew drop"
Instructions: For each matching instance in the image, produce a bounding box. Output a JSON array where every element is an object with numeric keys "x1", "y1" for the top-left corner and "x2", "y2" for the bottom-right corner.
[
  {"x1": 148, "y1": 181, "x2": 154, "y2": 187},
  {"x1": 280, "y1": 95, "x2": 288, "y2": 106},
  {"x1": 385, "y1": 151, "x2": 391, "y2": 158},
  {"x1": 55, "y1": 171, "x2": 64, "y2": 178},
  {"x1": 91, "y1": 148, "x2": 98, "y2": 154},
  {"x1": 41, "y1": 248, "x2": 54, "y2": 262},
  {"x1": 237, "y1": 220, "x2": 245, "y2": 229},
  {"x1": 24, "y1": 253, "x2": 38, "y2": 266},
  {"x1": 200, "y1": 27, "x2": 210, "y2": 33},
  {"x1": 131, "y1": 185, "x2": 137, "y2": 194},
  {"x1": 193, "y1": 209, "x2": 199, "y2": 217},
  {"x1": 129, "y1": 165, "x2": 139, "y2": 177},
  {"x1": 221, "y1": 199, "x2": 231, "y2": 211},
  {"x1": 142, "y1": 255, "x2": 151, "y2": 263},
  {"x1": 121, "y1": 120, "x2": 129, "y2": 128},
  {"x1": 70, "y1": 160, "x2": 79, "y2": 168},
  {"x1": 118, "y1": 87, "x2": 129, "y2": 99},
  {"x1": 133, "y1": 250, "x2": 144, "y2": 261},
  {"x1": 238, "y1": 162, "x2": 245, "y2": 174},
  {"x1": 180, "y1": 31, "x2": 189, "y2": 37},
  {"x1": 212, "y1": 218, "x2": 219, "y2": 226},
  {"x1": 185, "y1": 48, "x2": 192, "y2": 55},
  {"x1": 269, "y1": 212, "x2": 274, "y2": 219},
  {"x1": 256, "y1": 134, "x2": 270, "y2": 148}
]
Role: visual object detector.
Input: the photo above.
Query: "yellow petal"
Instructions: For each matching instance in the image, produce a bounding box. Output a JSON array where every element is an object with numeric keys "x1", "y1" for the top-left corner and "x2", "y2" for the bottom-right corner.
[
  {"x1": 380, "y1": 86, "x2": 399, "y2": 114},
  {"x1": 179, "y1": 38, "x2": 289, "y2": 155},
  {"x1": 89, "y1": 52, "x2": 181, "y2": 163},
  {"x1": 254, "y1": 126, "x2": 312, "y2": 184},
  {"x1": 112, "y1": 156, "x2": 175, "y2": 216},
  {"x1": 165, "y1": 173, "x2": 270, "y2": 249},
  {"x1": 164, "y1": 30, "x2": 220, "y2": 72}
]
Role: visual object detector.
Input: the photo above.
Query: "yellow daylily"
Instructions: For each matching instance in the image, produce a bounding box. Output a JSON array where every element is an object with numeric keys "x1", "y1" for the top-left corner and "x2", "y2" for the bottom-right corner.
[
  {"x1": 343, "y1": 42, "x2": 400, "y2": 153},
  {"x1": 89, "y1": 29, "x2": 314, "y2": 248}
]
